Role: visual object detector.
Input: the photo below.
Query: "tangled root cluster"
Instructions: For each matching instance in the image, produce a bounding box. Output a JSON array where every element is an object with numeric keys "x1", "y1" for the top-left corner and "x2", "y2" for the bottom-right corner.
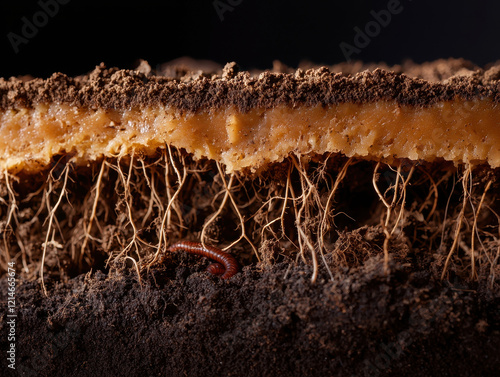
[{"x1": 1, "y1": 148, "x2": 499, "y2": 291}]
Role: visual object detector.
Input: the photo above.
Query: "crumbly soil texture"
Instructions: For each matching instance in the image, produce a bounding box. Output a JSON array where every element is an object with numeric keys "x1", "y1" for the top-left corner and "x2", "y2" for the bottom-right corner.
[
  {"x1": 0, "y1": 152, "x2": 499, "y2": 376},
  {"x1": 1, "y1": 257, "x2": 499, "y2": 377}
]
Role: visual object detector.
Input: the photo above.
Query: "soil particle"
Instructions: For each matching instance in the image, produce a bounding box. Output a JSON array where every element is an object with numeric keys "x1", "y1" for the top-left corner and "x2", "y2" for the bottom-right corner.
[{"x1": 1, "y1": 256, "x2": 498, "y2": 377}]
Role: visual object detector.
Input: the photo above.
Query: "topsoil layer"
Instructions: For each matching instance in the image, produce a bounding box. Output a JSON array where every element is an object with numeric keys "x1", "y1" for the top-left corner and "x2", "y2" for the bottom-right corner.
[
  {"x1": 2, "y1": 58, "x2": 500, "y2": 112},
  {"x1": 1, "y1": 254, "x2": 499, "y2": 377}
]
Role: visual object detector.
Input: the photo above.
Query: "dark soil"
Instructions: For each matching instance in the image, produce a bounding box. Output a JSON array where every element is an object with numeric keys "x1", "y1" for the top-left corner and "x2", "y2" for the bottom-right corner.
[{"x1": 1, "y1": 254, "x2": 499, "y2": 377}]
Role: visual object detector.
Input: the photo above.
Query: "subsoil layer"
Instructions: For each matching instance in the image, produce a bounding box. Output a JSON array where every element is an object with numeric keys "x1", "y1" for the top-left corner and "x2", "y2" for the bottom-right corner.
[{"x1": 1, "y1": 255, "x2": 499, "y2": 377}]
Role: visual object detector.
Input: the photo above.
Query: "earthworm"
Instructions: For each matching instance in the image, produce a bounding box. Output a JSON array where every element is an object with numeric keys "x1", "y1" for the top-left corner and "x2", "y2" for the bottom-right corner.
[{"x1": 167, "y1": 241, "x2": 239, "y2": 280}]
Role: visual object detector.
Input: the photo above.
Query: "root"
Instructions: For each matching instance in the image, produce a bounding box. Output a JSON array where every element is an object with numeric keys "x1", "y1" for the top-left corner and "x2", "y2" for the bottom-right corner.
[
  {"x1": 281, "y1": 166, "x2": 303, "y2": 248},
  {"x1": 318, "y1": 157, "x2": 353, "y2": 252},
  {"x1": 140, "y1": 158, "x2": 155, "y2": 227},
  {"x1": 201, "y1": 162, "x2": 259, "y2": 260},
  {"x1": 317, "y1": 157, "x2": 353, "y2": 281},
  {"x1": 1, "y1": 171, "x2": 18, "y2": 271},
  {"x1": 441, "y1": 165, "x2": 472, "y2": 280},
  {"x1": 41, "y1": 164, "x2": 70, "y2": 296},
  {"x1": 287, "y1": 172, "x2": 303, "y2": 262},
  {"x1": 470, "y1": 179, "x2": 493, "y2": 279},
  {"x1": 439, "y1": 174, "x2": 457, "y2": 253},
  {"x1": 200, "y1": 174, "x2": 233, "y2": 246},
  {"x1": 483, "y1": 205, "x2": 500, "y2": 288},
  {"x1": 150, "y1": 146, "x2": 187, "y2": 267},
  {"x1": 392, "y1": 164, "x2": 415, "y2": 235},
  {"x1": 258, "y1": 191, "x2": 288, "y2": 241},
  {"x1": 3, "y1": 150, "x2": 498, "y2": 287},
  {"x1": 125, "y1": 256, "x2": 143, "y2": 287},
  {"x1": 298, "y1": 226, "x2": 318, "y2": 283},
  {"x1": 418, "y1": 167, "x2": 442, "y2": 221},
  {"x1": 112, "y1": 153, "x2": 143, "y2": 261},
  {"x1": 257, "y1": 163, "x2": 298, "y2": 251},
  {"x1": 490, "y1": 244, "x2": 500, "y2": 289},
  {"x1": 291, "y1": 155, "x2": 321, "y2": 282},
  {"x1": 163, "y1": 144, "x2": 186, "y2": 236},
  {"x1": 372, "y1": 162, "x2": 400, "y2": 274},
  {"x1": 80, "y1": 160, "x2": 106, "y2": 266},
  {"x1": 371, "y1": 161, "x2": 415, "y2": 274},
  {"x1": 110, "y1": 151, "x2": 163, "y2": 266}
]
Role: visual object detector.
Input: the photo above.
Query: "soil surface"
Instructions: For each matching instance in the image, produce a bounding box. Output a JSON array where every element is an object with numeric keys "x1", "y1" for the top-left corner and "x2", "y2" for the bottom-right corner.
[
  {"x1": 2, "y1": 59, "x2": 500, "y2": 112},
  {"x1": 1, "y1": 254, "x2": 499, "y2": 377}
]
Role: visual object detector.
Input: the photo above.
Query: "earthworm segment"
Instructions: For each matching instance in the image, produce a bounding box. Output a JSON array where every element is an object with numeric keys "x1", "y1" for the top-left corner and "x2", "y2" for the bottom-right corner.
[{"x1": 167, "y1": 241, "x2": 239, "y2": 280}]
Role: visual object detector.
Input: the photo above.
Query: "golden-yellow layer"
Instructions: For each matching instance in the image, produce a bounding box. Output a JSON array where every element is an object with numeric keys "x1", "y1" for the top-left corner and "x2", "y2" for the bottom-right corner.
[{"x1": 1, "y1": 100, "x2": 499, "y2": 173}]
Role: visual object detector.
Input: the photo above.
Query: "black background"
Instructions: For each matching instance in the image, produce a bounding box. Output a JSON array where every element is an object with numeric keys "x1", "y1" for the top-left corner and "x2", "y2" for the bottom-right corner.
[{"x1": 0, "y1": 0, "x2": 499, "y2": 78}]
